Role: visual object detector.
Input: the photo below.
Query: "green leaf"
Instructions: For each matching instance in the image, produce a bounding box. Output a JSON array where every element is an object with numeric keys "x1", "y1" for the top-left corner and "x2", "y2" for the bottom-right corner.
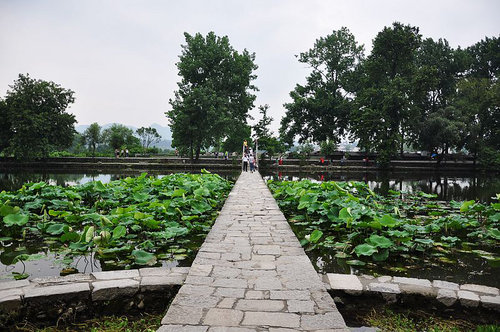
[
  {"x1": 85, "y1": 226, "x2": 95, "y2": 242},
  {"x1": 354, "y1": 243, "x2": 378, "y2": 256},
  {"x1": 372, "y1": 249, "x2": 389, "y2": 261},
  {"x1": 133, "y1": 192, "x2": 150, "y2": 201},
  {"x1": 487, "y1": 228, "x2": 500, "y2": 240},
  {"x1": 0, "y1": 205, "x2": 20, "y2": 217},
  {"x1": 309, "y1": 230, "x2": 323, "y2": 243},
  {"x1": 60, "y1": 232, "x2": 79, "y2": 242},
  {"x1": 172, "y1": 189, "x2": 186, "y2": 198},
  {"x1": 339, "y1": 207, "x2": 352, "y2": 220},
  {"x1": 100, "y1": 215, "x2": 113, "y2": 226},
  {"x1": 46, "y1": 223, "x2": 66, "y2": 235},
  {"x1": 367, "y1": 235, "x2": 393, "y2": 249},
  {"x1": 346, "y1": 259, "x2": 366, "y2": 266},
  {"x1": 194, "y1": 187, "x2": 210, "y2": 197},
  {"x1": 460, "y1": 200, "x2": 475, "y2": 213},
  {"x1": 379, "y1": 214, "x2": 398, "y2": 228},
  {"x1": 112, "y1": 225, "x2": 127, "y2": 239},
  {"x1": 131, "y1": 250, "x2": 157, "y2": 265},
  {"x1": 3, "y1": 214, "x2": 29, "y2": 227}
]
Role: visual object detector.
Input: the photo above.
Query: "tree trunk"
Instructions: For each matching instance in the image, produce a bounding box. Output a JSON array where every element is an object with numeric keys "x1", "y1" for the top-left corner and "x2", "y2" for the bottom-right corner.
[
  {"x1": 195, "y1": 144, "x2": 201, "y2": 162},
  {"x1": 189, "y1": 139, "x2": 193, "y2": 162},
  {"x1": 400, "y1": 130, "x2": 404, "y2": 157}
]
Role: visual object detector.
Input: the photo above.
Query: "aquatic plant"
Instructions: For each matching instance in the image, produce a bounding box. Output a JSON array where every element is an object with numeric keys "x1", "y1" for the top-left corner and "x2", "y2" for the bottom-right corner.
[
  {"x1": 0, "y1": 171, "x2": 232, "y2": 279},
  {"x1": 268, "y1": 180, "x2": 500, "y2": 270}
]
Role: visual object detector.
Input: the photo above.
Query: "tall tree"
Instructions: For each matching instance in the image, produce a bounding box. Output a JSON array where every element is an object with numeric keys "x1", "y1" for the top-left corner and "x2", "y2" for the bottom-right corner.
[
  {"x1": 0, "y1": 74, "x2": 76, "y2": 159},
  {"x1": 166, "y1": 32, "x2": 258, "y2": 161},
  {"x1": 413, "y1": 38, "x2": 466, "y2": 153},
  {"x1": 83, "y1": 122, "x2": 102, "y2": 157},
  {"x1": 253, "y1": 104, "x2": 285, "y2": 157},
  {"x1": 456, "y1": 36, "x2": 499, "y2": 165},
  {"x1": 136, "y1": 127, "x2": 161, "y2": 153},
  {"x1": 280, "y1": 27, "x2": 364, "y2": 145},
  {"x1": 102, "y1": 124, "x2": 140, "y2": 150},
  {"x1": 352, "y1": 22, "x2": 421, "y2": 160},
  {"x1": 222, "y1": 123, "x2": 252, "y2": 153}
]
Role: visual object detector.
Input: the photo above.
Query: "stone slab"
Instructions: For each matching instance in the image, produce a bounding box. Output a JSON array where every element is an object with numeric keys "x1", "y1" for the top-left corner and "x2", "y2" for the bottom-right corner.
[
  {"x1": 393, "y1": 277, "x2": 431, "y2": 287},
  {"x1": 436, "y1": 288, "x2": 457, "y2": 307},
  {"x1": 242, "y1": 312, "x2": 300, "y2": 328},
  {"x1": 458, "y1": 290, "x2": 480, "y2": 307},
  {"x1": 0, "y1": 279, "x2": 30, "y2": 291},
  {"x1": 92, "y1": 270, "x2": 140, "y2": 280},
  {"x1": 203, "y1": 308, "x2": 244, "y2": 326},
  {"x1": 368, "y1": 283, "x2": 400, "y2": 294},
  {"x1": 480, "y1": 295, "x2": 500, "y2": 311},
  {"x1": 24, "y1": 282, "x2": 90, "y2": 300},
  {"x1": 327, "y1": 274, "x2": 363, "y2": 291},
  {"x1": 460, "y1": 284, "x2": 499, "y2": 295},
  {"x1": 92, "y1": 279, "x2": 139, "y2": 301}
]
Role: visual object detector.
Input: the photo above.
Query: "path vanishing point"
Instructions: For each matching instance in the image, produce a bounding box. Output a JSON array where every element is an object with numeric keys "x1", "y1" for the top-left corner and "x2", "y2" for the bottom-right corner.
[{"x1": 158, "y1": 171, "x2": 348, "y2": 331}]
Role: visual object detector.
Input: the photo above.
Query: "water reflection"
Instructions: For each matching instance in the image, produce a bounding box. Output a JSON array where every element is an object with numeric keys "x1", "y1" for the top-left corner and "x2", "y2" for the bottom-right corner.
[
  {"x1": 0, "y1": 170, "x2": 240, "y2": 192},
  {"x1": 262, "y1": 170, "x2": 500, "y2": 202}
]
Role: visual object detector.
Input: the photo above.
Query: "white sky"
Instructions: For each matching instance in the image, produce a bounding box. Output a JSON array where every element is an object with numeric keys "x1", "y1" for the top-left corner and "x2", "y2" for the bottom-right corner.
[{"x1": 1, "y1": 0, "x2": 499, "y2": 134}]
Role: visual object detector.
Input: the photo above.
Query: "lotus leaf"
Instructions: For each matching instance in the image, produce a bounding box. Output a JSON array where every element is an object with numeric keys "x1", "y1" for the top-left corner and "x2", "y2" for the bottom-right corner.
[
  {"x1": 132, "y1": 249, "x2": 157, "y2": 265},
  {"x1": 309, "y1": 230, "x2": 323, "y2": 243},
  {"x1": 367, "y1": 235, "x2": 393, "y2": 249},
  {"x1": 354, "y1": 243, "x2": 378, "y2": 256},
  {"x1": 4, "y1": 214, "x2": 29, "y2": 227}
]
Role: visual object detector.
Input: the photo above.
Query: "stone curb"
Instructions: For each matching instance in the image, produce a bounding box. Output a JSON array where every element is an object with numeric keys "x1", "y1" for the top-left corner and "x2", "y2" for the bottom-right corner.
[
  {"x1": 2, "y1": 270, "x2": 498, "y2": 314},
  {"x1": 323, "y1": 273, "x2": 500, "y2": 312},
  {"x1": 0, "y1": 267, "x2": 188, "y2": 313}
]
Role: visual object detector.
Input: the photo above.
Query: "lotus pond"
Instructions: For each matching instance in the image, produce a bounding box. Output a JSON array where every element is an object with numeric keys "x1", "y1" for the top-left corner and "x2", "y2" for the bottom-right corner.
[
  {"x1": 267, "y1": 180, "x2": 500, "y2": 287},
  {"x1": 0, "y1": 171, "x2": 232, "y2": 281}
]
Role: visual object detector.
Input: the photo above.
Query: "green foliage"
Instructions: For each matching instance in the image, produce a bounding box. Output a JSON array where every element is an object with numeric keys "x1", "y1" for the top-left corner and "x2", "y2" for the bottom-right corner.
[
  {"x1": 280, "y1": 23, "x2": 497, "y2": 167},
  {"x1": 0, "y1": 172, "x2": 232, "y2": 279},
  {"x1": 0, "y1": 74, "x2": 76, "y2": 159},
  {"x1": 18, "y1": 312, "x2": 163, "y2": 332},
  {"x1": 253, "y1": 104, "x2": 286, "y2": 157},
  {"x1": 280, "y1": 27, "x2": 363, "y2": 145},
  {"x1": 363, "y1": 308, "x2": 483, "y2": 332},
  {"x1": 102, "y1": 124, "x2": 140, "y2": 150},
  {"x1": 268, "y1": 179, "x2": 500, "y2": 268},
  {"x1": 222, "y1": 122, "x2": 252, "y2": 153},
  {"x1": 83, "y1": 122, "x2": 103, "y2": 157},
  {"x1": 352, "y1": 22, "x2": 421, "y2": 159},
  {"x1": 319, "y1": 140, "x2": 337, "y2": 156},
  {"x1": 136, "y1": 127, "x2": 161, "y2": 152},
  {"x1": 166, "y1": 31, "x2": 258, "y2": 160}
]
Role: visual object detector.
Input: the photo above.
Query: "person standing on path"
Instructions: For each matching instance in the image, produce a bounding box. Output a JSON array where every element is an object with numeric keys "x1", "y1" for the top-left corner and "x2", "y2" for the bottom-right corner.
[
  {"x1": 249, "y1": 154, "x2": 255, "y2": 173},
  {"x1": 242, "y1": 154, "x2": 249, "y2": 172}
]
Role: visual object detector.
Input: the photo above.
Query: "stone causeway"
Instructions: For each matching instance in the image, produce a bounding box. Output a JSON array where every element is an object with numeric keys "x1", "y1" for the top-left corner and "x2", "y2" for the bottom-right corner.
[
  {"x1": 1, "y1": 171, "x2": 499, "y2": 330},
  {"x1": 159, "y1": 171, "x2": 348, "y2": 331}
]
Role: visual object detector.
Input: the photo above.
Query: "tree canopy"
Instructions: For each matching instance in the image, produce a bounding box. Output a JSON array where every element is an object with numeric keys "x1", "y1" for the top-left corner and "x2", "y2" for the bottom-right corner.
[
  {"x1": 0, "y1": 74, "x2": 76, "y2": 159},
  {"x1": 102, "y1": 124, "x2": 140, "y2": 150},
  {"x1": 136, "y1": 127, "x2": 161, "y2": 152},
  {"x1": 280, "y1": 27, "x2": 364, "y2": 145},
  {"x1": 280, "y1": 23, "x2": 499, "y2": 166},
  {"x1": 166, "y1": 31, "x2": 258, "y2": 161},
  {"x1": 83, "y1": 122, "x2": 102, "y2": 157}
]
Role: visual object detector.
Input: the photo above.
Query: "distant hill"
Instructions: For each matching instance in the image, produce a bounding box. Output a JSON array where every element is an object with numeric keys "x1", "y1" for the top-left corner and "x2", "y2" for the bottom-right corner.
[{"x1": 75, "y1": 123, "x2": 172, "y2": 150}]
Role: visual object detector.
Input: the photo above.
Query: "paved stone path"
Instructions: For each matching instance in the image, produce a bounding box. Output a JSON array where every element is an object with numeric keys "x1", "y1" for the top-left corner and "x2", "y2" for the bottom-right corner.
[{"x1": 158, "y1": 171, "x2": 348, "y2": 331}]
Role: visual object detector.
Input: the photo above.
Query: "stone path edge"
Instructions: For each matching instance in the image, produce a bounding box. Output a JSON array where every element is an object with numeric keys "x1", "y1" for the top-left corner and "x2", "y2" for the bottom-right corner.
[
  {"x1": 2, "y1": 271, "x2": 498, "y2": 315},
  {"x1": 0, "y1": 267, "x2": 188, "y2": 314}
]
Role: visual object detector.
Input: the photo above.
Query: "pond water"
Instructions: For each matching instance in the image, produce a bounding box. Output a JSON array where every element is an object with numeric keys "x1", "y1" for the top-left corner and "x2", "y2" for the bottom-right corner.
[
  {"x1": 0, "y1": 170, "x2": 238, "y2": 281},
  {"x1": 1, "y1": 170, "x2": 499, "y2": 285},
  {"x1": 261, "y1": 170, "x2": 500, "y2": 202}
]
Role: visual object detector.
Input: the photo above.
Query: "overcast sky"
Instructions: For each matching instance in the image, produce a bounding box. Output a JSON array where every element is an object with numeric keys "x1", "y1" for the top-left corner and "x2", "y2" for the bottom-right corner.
[{"x1": 1, "y1": 0, "x2": 499, "y2": 134}]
